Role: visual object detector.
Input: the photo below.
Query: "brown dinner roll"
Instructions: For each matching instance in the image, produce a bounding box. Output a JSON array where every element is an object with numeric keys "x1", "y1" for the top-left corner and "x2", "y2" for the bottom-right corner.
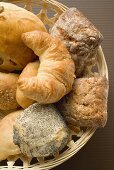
[
  {"x1": 51, "y1": 8, "x2": 103, "y2": 77},
  {"x1": 0, "y1": 2, "x2": 47, "y2": 72},
  {"x1": 0, "y1": 72, "x2": 20, "y2": 111},
  {"x1": 56, "y1": 76, "x2": 109, "y2": 128}
]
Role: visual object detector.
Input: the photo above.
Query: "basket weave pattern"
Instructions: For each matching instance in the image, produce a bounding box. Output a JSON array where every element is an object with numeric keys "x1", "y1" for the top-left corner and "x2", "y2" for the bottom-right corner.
[{"x1": 0, "y1": 0, "x2": 108, "y2": 169}]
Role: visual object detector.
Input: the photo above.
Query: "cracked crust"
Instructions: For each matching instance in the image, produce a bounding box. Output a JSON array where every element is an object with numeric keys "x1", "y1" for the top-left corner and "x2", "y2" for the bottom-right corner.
[{"x1": 51, "y1": 8, "x2": 103, "y2": 77}]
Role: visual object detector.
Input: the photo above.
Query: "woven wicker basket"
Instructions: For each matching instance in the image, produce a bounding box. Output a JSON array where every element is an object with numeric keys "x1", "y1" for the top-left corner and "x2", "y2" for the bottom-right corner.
[{"x1": 0, "y1": 0, "x2": 108, "y2": 169}]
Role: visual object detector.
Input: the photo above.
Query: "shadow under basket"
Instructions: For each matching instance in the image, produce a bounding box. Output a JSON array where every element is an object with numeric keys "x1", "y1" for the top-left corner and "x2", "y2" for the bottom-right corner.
[{"x1": 0, "y1": 0, "x2": 108, "y2": 169}]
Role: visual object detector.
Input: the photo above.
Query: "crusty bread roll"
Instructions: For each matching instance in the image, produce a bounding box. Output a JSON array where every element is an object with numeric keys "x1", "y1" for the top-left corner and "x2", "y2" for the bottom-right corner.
[
  {"x1": 51, "y1": 8, "x2": 103, "y2": 77},
  {"x1": 0, "y1": 2, "x2": 47, "y2": 72},
  {"x1": 0, "y1": 111, "x2": 5, "y2": 120},
  {"x1": 56, "y1": 76, "x2": 109, "y2": 128},
  {"x1": 0, "y1": 72, "x2": 20, "y2": 111},
  {"x1": 0, "y1": 110, "x2": 22, "y2": 160},
  {"x1": 18, "y1": 31, "x2": 75, "y2": 104},
  {"x1": 16, "y1": 61, "x2": 39, "y2": 108},
  {"x1": 13, "y1": 103, "x2": 69, "y2": 157}
]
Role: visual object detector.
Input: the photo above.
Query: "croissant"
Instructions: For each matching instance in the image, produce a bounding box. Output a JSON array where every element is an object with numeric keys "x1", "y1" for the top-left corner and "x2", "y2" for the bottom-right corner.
[
  {"x1": 0, "y1": 110, "x2": 22, "y2": 160},
  {"x1": 0, "y1": 2, "x2": 46, "y2": 72},
  {"x1": 18, "y1": 31, "x2": 75, "y2": 104},
  {"x1": 16, "y1": 61, "x2": 39, "y2": 108}
]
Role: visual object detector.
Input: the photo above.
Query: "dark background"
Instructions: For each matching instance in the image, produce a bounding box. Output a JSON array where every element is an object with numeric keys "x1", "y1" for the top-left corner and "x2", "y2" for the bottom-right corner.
[
  {"x1": 0, "y1": 0, "x2": 113, "y2": 170},
  {"x1": 53, "y1": 0, "x2": 114, "y2": 170}
]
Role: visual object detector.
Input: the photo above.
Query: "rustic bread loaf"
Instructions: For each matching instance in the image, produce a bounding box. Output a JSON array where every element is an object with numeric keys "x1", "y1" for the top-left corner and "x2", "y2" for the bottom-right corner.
[
  {"x1": 51, "y1": 8, "x2": 103, "y2": 77},
  {"x1": 56, "y1": 76, "x2": 109, "y2": 128}
]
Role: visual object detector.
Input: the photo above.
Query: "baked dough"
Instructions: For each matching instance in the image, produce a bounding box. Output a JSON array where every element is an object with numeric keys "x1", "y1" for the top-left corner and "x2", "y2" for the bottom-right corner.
[
  {"x1": 56, "y1": 76, "x2": 109, "y2": 128},
  {"x1": 18, "y1": 31, "x2": 75, "y2": 104},
  {"x1": 16, "y1": 61, "x2": 39, "y2": 108},
  {"x1": 0, "y1": 2, "x2": 47, "y2": 72},
  {"x1": 51, "y1": 8, "x2": 103, "y2": 77},
  {"x1": 0, "y1": 72, "x2": 20, "y2": 111},
  {"x1": 13, "y1": 103, "x2": 69, "y2": 157},
  {"x1": 0, "y1": 110, "x2": 22, "y2": 160}
]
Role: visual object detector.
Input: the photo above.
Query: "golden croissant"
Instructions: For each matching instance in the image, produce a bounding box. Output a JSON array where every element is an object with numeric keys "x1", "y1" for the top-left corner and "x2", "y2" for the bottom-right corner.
[
  {"x1": 18, "y1": 31, "x2": 75, "y2": 104},
  {"x1": 16, "y1": 61, "x2": 39, "y2": 108}
]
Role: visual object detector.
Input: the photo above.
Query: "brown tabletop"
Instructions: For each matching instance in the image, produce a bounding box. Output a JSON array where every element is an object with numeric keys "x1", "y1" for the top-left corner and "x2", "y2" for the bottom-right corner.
[{"x1": 53, "y1": 0, "x2": 114, "y2": 170}]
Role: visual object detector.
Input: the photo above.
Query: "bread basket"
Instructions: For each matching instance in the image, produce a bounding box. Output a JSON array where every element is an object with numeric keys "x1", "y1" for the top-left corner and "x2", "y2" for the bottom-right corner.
[{"x1": 0, "y1": 0, "x2": 108, "y2": 169}]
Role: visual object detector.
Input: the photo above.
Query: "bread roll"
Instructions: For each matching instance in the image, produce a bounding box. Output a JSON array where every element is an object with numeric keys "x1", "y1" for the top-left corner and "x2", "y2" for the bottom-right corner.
[
  {"x1": 0, "y1": 110, "x2": 22, "y2": 160},
  {"x1": 16, "y1": 61, "x2": 39, "y2": 108},
  {"x1": 0, "y1": 72, "x2": 20, "y2": 111},
  {"x1": 50, "y1": 8, "x2": 103, "y2": 77},
  {"x1": 0, "y1": 2, "x2": 47, "y2": 72},
  {"x1": 18, "y1": 31, "x2": 75, "y2": 104},
  {"x1": 13, "y1": 103, "x2": 69, "y2": 157},
  {"x1": 0, "y1": 111, "x2": 5, "y2": 120},
  {"x1": 56, "y1": 76, "x2": 109, "y2": 128}
]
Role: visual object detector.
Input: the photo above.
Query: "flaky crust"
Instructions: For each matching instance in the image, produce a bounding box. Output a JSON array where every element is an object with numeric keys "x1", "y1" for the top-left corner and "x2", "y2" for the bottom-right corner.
[
  {"x1": 18, "y1": 31, "x2": 75, "y2": 104},
  {"x1": 0, "y1": 2, "x2": 47, "y2": 71},
  {"x1": 51, "y1": 8, "x2": 103, "y2": 77},
  {"x1": 16, "y1": 61, "x2": 39, "y2": 108},
  {"x1": 56, "y1": 76, "x2": 109, "y2": 128},
  {"x1": 0, "y1": 110, "x2": 22, "y2": 160},
  {"x1": 0, "y1": 72, "x2": 20, "y2": 111}
]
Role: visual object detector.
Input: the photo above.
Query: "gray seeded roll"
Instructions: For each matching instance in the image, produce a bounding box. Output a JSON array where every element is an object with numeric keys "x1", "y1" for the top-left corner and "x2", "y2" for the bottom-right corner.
[
  {"x1": 50, "y1": 8, "x2": 103, "y2": 77},
  {"x1": 13, "y1": 103, "x2": 69, "y2": 157},
  {"x1": 56, "y1": 76, "x2": 109, "y2": 128}
]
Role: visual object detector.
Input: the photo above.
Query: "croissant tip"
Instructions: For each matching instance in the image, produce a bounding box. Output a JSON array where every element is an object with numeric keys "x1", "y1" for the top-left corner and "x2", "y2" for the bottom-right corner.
[
  {"x1": 18, "y1": 78, "x2": 26, "y2": 90},
  {"x1": 21, "y1": 33, "x2": 27, "y2": 42}
]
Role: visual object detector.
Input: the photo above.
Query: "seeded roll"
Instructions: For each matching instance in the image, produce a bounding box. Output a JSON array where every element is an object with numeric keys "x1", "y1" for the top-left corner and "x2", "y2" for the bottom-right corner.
[
  {"x1": 0, "y1": 72, "x2": 20, "y2": 111},
  {"x1": 13, "y1": 103, "x2": 69, "y2": 157}
]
